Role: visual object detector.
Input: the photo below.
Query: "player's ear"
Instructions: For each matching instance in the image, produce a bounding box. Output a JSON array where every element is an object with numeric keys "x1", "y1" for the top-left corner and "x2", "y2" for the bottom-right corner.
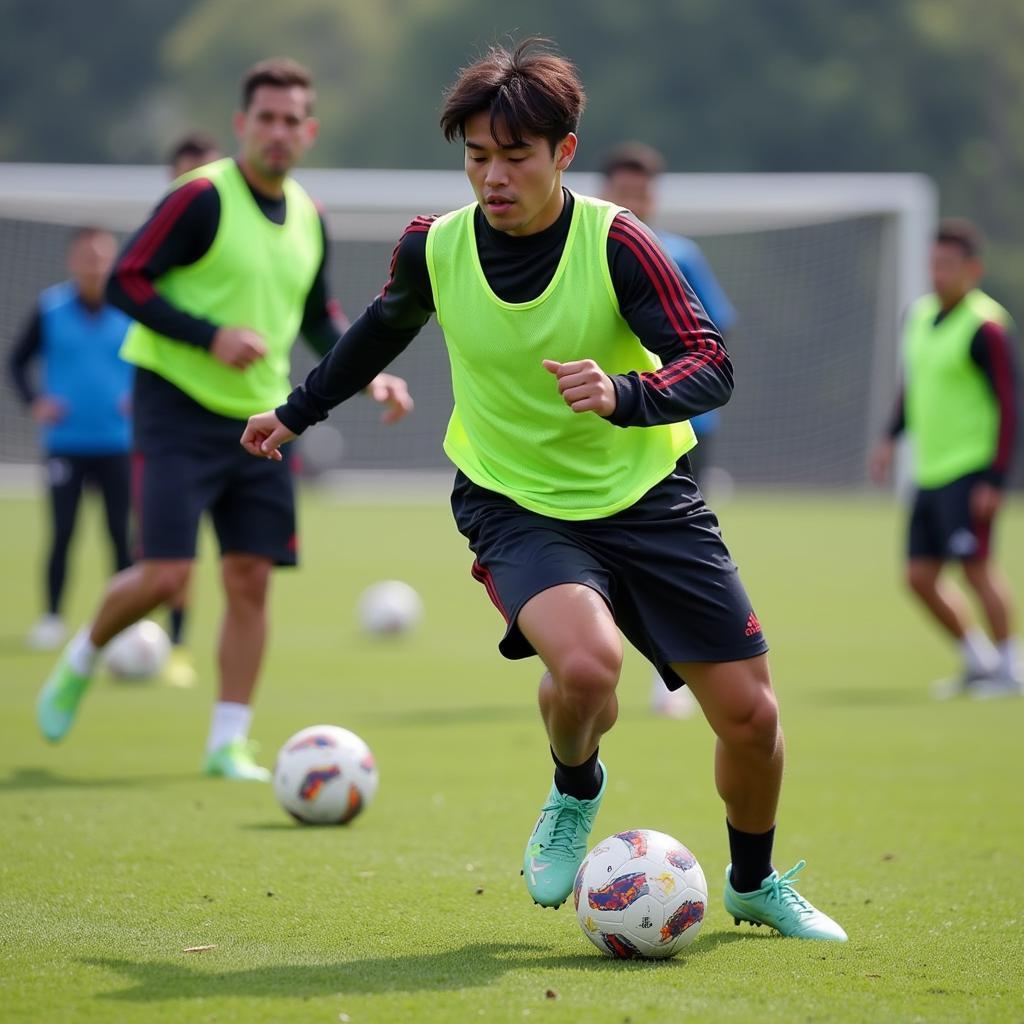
[
  {"x1": 302, "y1": 117, "x2": 320, "y2": 147},
  {"x1": 232, "y1": 110, "x2": 247, "y2": 142},
  {"x1": 555, "y1": 133, "x2": 577, "y2": 172}
]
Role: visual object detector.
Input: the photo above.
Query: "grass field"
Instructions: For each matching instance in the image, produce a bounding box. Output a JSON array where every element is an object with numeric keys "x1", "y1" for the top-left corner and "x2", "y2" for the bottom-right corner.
[{"x1": 1, "y1": 485, "x2": 1022, "y2": 1023}]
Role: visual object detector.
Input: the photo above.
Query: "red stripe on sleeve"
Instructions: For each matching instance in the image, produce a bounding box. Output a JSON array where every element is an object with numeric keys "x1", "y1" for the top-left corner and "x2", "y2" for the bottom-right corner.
[
  {"x1": 609, "y1": 218, "x2": 725, "y2": 391},
  {"x1": 380, "y1": 215, "x2": 436, "y2": 297},
  {"x1": 979, "y1": 321, "x2": 1018, "y2": 474},
  {"x1": 115, "y1": 178, "x2": 214, "y2": 305},
  {"x1": 611, "y1": 215, "x2": 705, "y2": 341}
]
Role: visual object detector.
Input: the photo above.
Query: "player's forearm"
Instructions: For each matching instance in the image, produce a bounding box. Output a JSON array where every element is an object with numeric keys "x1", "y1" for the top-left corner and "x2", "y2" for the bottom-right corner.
[
  {"x1": 7, "y1": 312, "x2": 42, "y2": 404},
  {"x1": 606, "y1": 352, "x2": 734, "y2": 428},
  {"x1": 276, "y1": 309, "x2": 417, "y2": 434},
  {"x1": 885, "y1": 387, "x2": 906, "y2": 439},
  {"x1": 106, "y1": 275, "x2": 218, "y2": 349}
]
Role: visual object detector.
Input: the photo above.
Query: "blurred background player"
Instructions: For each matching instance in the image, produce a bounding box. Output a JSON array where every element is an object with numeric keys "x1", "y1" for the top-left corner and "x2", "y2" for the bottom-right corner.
[
  {"x1": 158, "y1": 131, "x2": 224, "y2": 688},
  {"x1": 869, "y1": 218, "x2": 1020, "y2": 698},
  {"x1": 600, "y1": 142, "x2": 738, "y2": 719},
  {"x1": 169, "y1": 131, "x2": 222, "y2": 179},
  {"x1": 36, "y1": 57, "x2": 412, "y2": 778},
  {"x1": 7, "y1": 227, "x2": 133, "y2": 652}
]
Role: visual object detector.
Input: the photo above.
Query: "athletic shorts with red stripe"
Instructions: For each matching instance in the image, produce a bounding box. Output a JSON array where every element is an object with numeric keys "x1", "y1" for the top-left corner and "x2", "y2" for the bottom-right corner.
[
  {"x1": 908, "y1": 470, "x2": 993, "y2": 561},
  {"x1": 451, "y1": 454, "x2": 768, "y2": 690},
  {"x1": 131, "y1": 369, "x2": 297, "y2": 565}
]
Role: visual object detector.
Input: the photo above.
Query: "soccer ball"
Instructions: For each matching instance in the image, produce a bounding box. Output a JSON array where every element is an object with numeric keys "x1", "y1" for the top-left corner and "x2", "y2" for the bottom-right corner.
[
  {"x1": 273, "y1": 725, "x2": 379, "y2": 825},
  {"x1": 574, "y1": 829, "x2": 708, "y2": 958},
  {"x1": 357, "y1": 580, "x2": 422, "y2": 636},
  {"x1": 104, "y1": 620, "x2": 171, "y2": 681}
]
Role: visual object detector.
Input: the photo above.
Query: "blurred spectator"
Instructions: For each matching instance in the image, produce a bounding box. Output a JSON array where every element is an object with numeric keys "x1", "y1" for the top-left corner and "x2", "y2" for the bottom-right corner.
[
  {"x1": 600, "y1": 142, "x2": 737, "y2": 484},
  {"x1": 7, "y1": 228, "x2": 133, "y2": 650},
  {"x1": 169, "y1": 132, "x2": 222, "y2": 179}
]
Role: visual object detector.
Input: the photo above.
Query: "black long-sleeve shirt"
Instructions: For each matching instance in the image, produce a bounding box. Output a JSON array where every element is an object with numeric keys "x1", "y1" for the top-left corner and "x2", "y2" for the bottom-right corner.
[
  {"x1": 886, "y1": 314, "x2": 1019, "y2": 487},
  {"x1": 278, "y1": 190, "x2": 732, "y2": 434},
  {"x1": 106, "y1": 162, "x2": 346, "y2": 356}
]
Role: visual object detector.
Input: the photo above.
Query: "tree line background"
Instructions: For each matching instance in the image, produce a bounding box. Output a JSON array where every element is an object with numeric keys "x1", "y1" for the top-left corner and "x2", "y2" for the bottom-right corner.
[{"x1": 1, "y1": 0, "x2": 1022, "y2": 320}]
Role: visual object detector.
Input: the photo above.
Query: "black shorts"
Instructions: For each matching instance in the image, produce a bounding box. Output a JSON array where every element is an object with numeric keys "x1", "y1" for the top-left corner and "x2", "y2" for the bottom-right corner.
[
  {"x1": 451, "y1": 456, "x2": 768, "y2": 690},
  {"x1": 908, "y1": 471, "x2": 991, "y2": 561},
  {"x1": 132, "y1": 369, "x2": 297, "y2": 565}
]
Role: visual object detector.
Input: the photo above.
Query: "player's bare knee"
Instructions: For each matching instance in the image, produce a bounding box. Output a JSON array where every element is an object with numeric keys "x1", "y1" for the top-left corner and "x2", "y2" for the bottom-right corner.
[
  {"x1": 552, "y1": 649, "x2": 621, "y2": 709},
  {"x1": 222, "y1": 557, "x2": 271, "y2": 606},
  {"x1": 961, "y1": 559, "x2": 990, "y2": 591},
  {"x1": 720, "y1": 689, "x2": 780, "y2": 755},
  {"x1": 906, "y1": 562, "x2": 935, "y2": 597},
  {"x1": 141, "y1": 562, "x2": 190, "y2": 604}
]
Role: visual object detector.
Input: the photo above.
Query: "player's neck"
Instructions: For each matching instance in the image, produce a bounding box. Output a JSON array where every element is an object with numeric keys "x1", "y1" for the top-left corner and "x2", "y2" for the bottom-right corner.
[
  {"x1": 937, "y1": 288, "x2": 970, "y2": 313},
  {"x1": 75, "y1": 288, "x2": 104, "y2": 312},
  {"x1": 236, "y1": 157, "x2": 287, "y2": 200}
]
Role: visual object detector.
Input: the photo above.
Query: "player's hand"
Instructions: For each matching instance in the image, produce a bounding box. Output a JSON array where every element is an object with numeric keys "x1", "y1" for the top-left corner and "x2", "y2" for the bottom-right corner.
[
  {"x1": 867, "y1": 438, "x2": 894, "y2": 484},
  {"x1": 240, "y1": 411, "x2": 295, "y2": 461},
  {"x1": 365, "y1": 373, "x2": 414, "y2": 424},
  {"x1": 970, "y1": 482, "x2": 1002, "y2": 522},
  {"x1": 542, "y1": 358, "x2": 617, "y2": 416},
  {"x1": 211, "y1": 327, "x2": 267, "y2": 369},
  {"x1": 31, "y1": 396, "x2": 65, "y2": 424}
]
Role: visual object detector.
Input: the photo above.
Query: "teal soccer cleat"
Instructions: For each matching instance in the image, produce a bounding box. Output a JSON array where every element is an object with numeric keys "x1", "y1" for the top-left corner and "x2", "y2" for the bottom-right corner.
[
  {"x1": 522, "y1": 763, "x2": 606, "y2": 908},
  {"x1": 36, "y1": 653, "x2": 93, "y2": 743},
  {"x1": 724, "y1": 860, "x2": 848, "y2": 941}
]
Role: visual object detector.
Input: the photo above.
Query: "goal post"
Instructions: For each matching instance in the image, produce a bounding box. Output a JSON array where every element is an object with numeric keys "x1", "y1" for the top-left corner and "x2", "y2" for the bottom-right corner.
[{"x1": 0, "y1": 163, "x2": 936, "y2": 486}]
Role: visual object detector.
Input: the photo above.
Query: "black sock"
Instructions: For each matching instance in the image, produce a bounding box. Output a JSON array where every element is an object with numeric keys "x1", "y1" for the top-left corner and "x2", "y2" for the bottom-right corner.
[
  {"x1": 727, "y1": 820, "x2": 775, "y2": 893},
  {"x1": 551, "y1": 747, "x2": 602, "y2": 801},
  {"x1": 169, "y1": 607, "x2": 186, "y2": 647}
]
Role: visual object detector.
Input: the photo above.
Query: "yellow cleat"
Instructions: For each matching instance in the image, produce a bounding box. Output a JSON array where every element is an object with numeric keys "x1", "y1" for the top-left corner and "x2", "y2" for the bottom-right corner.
[{"x1": 163, "y1": 647, "x2": 198, "y2": 688}]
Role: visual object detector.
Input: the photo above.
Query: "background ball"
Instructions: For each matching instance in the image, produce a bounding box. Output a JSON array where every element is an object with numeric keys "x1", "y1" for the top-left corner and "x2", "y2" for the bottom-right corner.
[
  {"x1": 103, "y1": 620, "x2": 171, "y2": 681},
  {"x1": 357, "y1": 580, "x2": 422, "y2": 636},
  {"x1": 273, "y1": 724, "x2": 379, "y2": 825}
]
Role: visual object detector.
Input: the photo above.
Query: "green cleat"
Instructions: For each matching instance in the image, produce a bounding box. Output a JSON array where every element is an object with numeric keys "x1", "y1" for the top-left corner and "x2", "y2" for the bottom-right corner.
[
  {"x1": 523, "y1": 763, "x2": 606, "y2": 908},
  {"x1": 724, "y1": 860, "x2": 848, "y2": 941},
  {"x1": 202, "y1": 738, "x2": 271, "y2": 782},
  {"x1": 36, "y1": 653, "x2": 93, "y2": 743}
]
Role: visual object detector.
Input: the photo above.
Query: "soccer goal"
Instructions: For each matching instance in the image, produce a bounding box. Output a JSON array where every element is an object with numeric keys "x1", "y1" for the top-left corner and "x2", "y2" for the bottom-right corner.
[{"x1": 0, "y1": 164, "x2": 936, "y2": 486}]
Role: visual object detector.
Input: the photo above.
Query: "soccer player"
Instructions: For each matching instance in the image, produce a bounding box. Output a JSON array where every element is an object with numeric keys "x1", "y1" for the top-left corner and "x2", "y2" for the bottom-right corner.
[
  {"x1": 36, "y1": 57, "x2": 413, "y2": 779},
  {"x1": 8, "y1": 228, "x2": 133, "y2": 651},
  {"x1": 869, "y1": 219, "x2": 1020, "y2": 698},
  {"x1": 242, "y1": 40, "x2": 846, "y2": 939},
  {"x1": 600, "y1": 141, "x2": 739, "y2": 720},
  {"x1": 169, "y1": 132, "x2": 222, "y2": 180}
]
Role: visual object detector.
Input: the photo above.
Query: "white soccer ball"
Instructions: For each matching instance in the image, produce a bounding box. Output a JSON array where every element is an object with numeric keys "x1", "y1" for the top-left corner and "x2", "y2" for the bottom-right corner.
[
  {"x1": 357, "y1": 580, "x2": 422, "y2": 636},
  {"x1": 273, "y1": 725, "x2": 379, "y2": 825},
  {"x1": 574, "y1": 829, "x2": 708, "y2": 958},
  {"x1": 104, "y1": 620, "x2": 171, "y2": 681}
]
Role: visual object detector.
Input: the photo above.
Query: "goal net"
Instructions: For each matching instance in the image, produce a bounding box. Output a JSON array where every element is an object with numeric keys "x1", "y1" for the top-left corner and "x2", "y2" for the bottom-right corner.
[{"x1": 0, "y1": 164, "x2": 935, "y2": 486}]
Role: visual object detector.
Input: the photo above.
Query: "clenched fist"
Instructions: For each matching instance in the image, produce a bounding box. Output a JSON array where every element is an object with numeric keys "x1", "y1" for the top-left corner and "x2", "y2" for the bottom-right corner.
[{"x1": 542, "y1": 358, "x2": 617, "y2": 417}]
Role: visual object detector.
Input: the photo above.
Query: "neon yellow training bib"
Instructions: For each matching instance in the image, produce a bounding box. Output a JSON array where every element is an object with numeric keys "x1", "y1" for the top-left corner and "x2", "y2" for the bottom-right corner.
[
  {"x1": 426, "y1": 192, "x2": 694, "y2": 519},
  {"x1": 121, "y1": 158, "x2": 323, "y2": 420},
  {"x1": 903, "y1": 289, "x2": 1012, "y2": 487}
]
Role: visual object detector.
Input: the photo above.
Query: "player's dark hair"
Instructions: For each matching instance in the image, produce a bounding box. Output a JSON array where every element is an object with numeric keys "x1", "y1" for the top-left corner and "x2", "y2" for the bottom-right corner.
[
  {"x1": 440, "y1": 38, "x2": 585, "y2": 153},
  {"x1": 242, "y1": 57, "x2": 315, "y2": 114},
  {"x1": 67, "y1": 225, "x2": 113, "y2": 250},
  {"x1": 168, "y1": 131, "x2": 221, "y2": 167},
  {"x1": 937, "y1": 218, "x2": 983, "y2": 260},
  {"x1": 600, "y1": 142, "x2": 666, "y2": 180}
]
